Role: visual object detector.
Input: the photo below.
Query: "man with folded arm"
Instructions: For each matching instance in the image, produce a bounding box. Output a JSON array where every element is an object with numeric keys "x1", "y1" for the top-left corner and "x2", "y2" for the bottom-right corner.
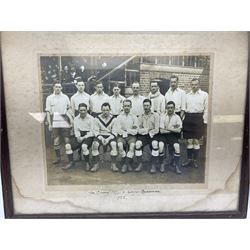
[
  {"x1": 63, "y1": 103, "x2": 94, "y2": 171},
  {"x1": 134, "y1": 99, "x2": 160, "y2": 173},
  {"x1": 116, "y1": 99, "x2": 138, "y2": 173},
  {"x1": 91, "y1": 102, "x2": 119, "y2": 172},
  {"x1": 158, "y1": 101, "x2": 183, "y2": 174}
]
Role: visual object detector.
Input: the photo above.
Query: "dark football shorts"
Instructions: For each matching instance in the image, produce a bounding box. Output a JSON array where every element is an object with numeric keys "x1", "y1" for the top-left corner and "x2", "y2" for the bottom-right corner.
[
  {"x1": 69, "y1": 131, "x2": 94, "y2": 151},
  {"x1": 136, "y1": 135, "x2": 157, "y2": 148},
  {"x1": 52, "y1": 128, "x2": 71, "y2": 138},
  {"x1": 183, "y1": 113, "x2": 204, "y2": 139},
  {"x1": 155, "y1": 133, "x2": 179, "y2": 146}
]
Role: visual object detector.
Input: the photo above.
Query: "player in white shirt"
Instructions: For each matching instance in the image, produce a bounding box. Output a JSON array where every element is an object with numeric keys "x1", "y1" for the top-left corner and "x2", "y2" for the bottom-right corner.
[
  {"x1": 45, "y1": 83, "x2": 71, "y2": 164},
  {"x1": 127, "y1": 82, "x2": 145, "y2": 117},
  {"x1": 116, "y1": 100, "x2": 139, "y2": 173},
  {"x1": 165, "y1": 75, "x2": 186, "y2": 118},
  {"x1": 134, "y1": 99, "x2": 160, "y2": 173},
  {"x1": 158, "y1": 101, "x2": 183, "y2": 174},
  {"x1": 182, "y1": 78, "x2": 208, "y2": 168},
  {"x1": 63, "y1": 103, "x2": 94, "y2": 170},
  {"x1": 91, "y1": 103, "x2": 118, "y2": 172},
  {"x1": 147, "y1": 81, "x2": 165, "y2": 114},
  {"x1": 89, "y1": 81, "x2": 109, "y2": 117},
  {"x1": 108, "y1": 84, "x2": 125, "y2": 117},
  {"x1": 70, "y1": 80, "x2": 90, "y2": 116}
]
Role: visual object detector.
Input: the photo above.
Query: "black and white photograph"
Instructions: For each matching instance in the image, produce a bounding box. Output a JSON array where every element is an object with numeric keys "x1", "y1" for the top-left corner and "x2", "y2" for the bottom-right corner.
[
  {"x1": 40, "y1": 55, "x2": 210, "y2": 186},
  {"x1": 1, "y1": 32, "x2": 248, "y2": 217}
]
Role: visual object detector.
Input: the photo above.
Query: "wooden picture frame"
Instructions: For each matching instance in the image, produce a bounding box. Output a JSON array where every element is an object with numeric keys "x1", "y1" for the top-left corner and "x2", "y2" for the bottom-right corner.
[{"x1": 0, "y1": 32, "x2": 249, "y2": 218}]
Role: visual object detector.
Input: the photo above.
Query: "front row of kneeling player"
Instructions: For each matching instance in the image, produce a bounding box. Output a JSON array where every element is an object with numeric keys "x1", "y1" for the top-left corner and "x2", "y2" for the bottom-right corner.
[{"x1": 60, "y1": 98, "x2": 183, "y2": 174}]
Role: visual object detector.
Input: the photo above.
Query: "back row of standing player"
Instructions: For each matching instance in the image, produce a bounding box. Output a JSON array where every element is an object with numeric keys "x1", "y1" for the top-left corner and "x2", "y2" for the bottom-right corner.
[{"x1": 45, "y1": 75, "x2": 208, "y2": 174}]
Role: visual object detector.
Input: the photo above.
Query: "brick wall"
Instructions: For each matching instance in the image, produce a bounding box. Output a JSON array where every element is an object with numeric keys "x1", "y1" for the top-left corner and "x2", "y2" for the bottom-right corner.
[{"x1": 139, "y1": 64, "x2": 210, "y2": 96}]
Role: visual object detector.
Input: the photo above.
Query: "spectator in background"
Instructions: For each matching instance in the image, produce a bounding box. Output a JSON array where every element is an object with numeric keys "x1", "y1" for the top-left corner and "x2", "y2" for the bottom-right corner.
[
  {"x1": 77, "y1": 65, "x2": 93, "y2": 93},
  {"x1": 77, "y1": 65, "x2": 87, "y2": 81},
  {"x1": 61, "y1": 65, "x2": 71, "y2": 83},
  {"x1": 51, "y1": 74, "x2": 58, "y2": 85},
  {"x1": 46, "y1": 64, "x2": 54, "y2": 84},
  {"x1": 69, "y1": 67, "x2": 79, "y2": 83},
  {"x1": 41, "y1": 69, "x2": 47, "y2": 84},
  {"x1": 87, "y1": 75, "x2": 97, "y2": 95}
]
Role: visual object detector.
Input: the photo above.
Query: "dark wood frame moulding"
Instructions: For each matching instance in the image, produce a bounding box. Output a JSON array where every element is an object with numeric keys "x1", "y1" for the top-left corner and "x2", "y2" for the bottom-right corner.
[{"x1": 0, "y1": 33, "x2": 249, "y2": 219}]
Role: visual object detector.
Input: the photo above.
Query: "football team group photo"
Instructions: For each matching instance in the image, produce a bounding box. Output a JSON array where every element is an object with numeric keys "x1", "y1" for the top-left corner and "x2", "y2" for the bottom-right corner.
[{"x1": 41, "y1": 55, "x2": 210, "y2": 185}]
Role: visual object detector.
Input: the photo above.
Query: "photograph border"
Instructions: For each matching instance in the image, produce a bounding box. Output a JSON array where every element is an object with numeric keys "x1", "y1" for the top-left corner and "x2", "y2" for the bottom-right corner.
[
  {"x1": 38, "y1": 52, "x2": 213, "y2": 189},
  {"x1": 0, "y1": 33, "x2": 249, "y2": 219}
]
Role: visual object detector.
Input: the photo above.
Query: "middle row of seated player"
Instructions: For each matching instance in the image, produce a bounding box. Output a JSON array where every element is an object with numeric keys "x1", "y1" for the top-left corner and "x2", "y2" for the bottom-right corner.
[{"x1": 64, "y1": 98, "x2": 182, "y2": 175}]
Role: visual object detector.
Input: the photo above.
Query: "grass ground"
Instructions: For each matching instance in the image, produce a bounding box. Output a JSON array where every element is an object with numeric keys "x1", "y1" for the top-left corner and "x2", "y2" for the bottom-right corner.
[{"x1": 46, "y1": 140, "x2": 206, "y2": 186}]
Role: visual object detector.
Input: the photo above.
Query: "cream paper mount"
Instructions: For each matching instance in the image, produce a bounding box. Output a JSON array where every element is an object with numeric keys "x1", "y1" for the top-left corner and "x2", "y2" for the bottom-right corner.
[{"x1": 0, "y1": 32, "x2": 249, "y2": 218}]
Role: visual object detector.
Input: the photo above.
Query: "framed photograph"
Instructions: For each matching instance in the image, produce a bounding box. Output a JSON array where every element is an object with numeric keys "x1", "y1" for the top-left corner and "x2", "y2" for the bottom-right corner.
[{"x1": 1, "y1": 32, "x2": 249, "y2": 218}]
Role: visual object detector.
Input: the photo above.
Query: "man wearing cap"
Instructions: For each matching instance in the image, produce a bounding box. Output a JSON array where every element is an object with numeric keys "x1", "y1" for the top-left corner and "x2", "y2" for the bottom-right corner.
[
  {"x1": 182, "y1": 78, "x2": 208, "y2": 168},
  {"x1": 61, "y1": 65, "x2": 71, "y2": 83},
  {"x1": 45, "y1": 82, "x2": 71, "y2": 164},
  {"x1": 134, "y1": 99, "x2": 160, "y2": 173},
  {"x1": 63, "y1": 103, "x2": 94, "y2": 170},
  {"x1": 77, "y1": 65, "x2": 92, "y2": 93},
  {"x1": 147, "y1": 81, "x2": 166, "y2": 115},
  {"x1": 89, "y1": 81, "x2": 109, "y2": 117},
  {"x1": 116, "y1": 99, "x2": 138, "y2": 173},
  {"x1": 127, "y1": 82, "x2": 145, "y2": 117},
  {"x1": 69, "y1": 67, "x2": 79, "y2": 83},
  {"x1": 108, "y1": 84, "x2": 125, "y2": 117},
  {"x1": 77, "y1": 65, "x2": 87, "y2": 81}
]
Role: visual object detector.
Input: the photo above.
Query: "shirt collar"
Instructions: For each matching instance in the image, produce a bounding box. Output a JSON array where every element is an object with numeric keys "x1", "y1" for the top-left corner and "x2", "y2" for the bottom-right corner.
[
  {"x1": 142, "y1": 112, "x2": 154, "y2": 117},
  {"x1": 77, "y1": 91, "x2": 87, "y2": 95},
  {"x1": 93, "y1": 92, "x2": 106, "y2": 96},
  {"x1": 112, "y1": 94, "x2": 122, "y2": 98},
  {"x1": 121, "y1": 111, "x2": 132, "y2": 116},
  {"x1": 168, "y1": 87, "x2": 180, "y2": 93},
  {"x1": 166, "y1": 113, "x2": 177, "y2": 117},
  {"x1": 149, "y1": 90, "x2": 161, "y2": 97},
  {"x1": 77, "y1": 113, "x2": 90, "y2": 119},
  {"x1": 131, "y1": 94, "x2": 142, "y2": 99},
  {"x1": 100, "y1": 113, "x2": 113, "y2": 120},
  {"x1": 191, "y1": 89, "x2": 201, "y2": 95},
  {"x1": 53, "y1": 92, "x2": 62, "y2": 97}
]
